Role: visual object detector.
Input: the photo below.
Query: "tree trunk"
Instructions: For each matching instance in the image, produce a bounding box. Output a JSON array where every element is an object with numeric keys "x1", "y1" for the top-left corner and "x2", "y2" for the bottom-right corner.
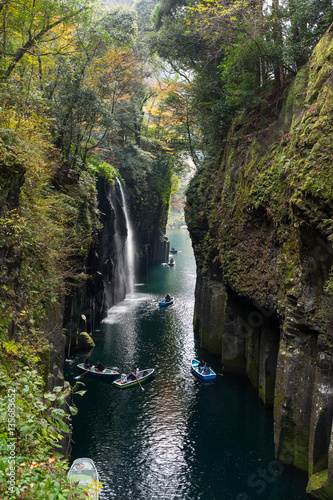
[{"x1": 272, "y1": 0, "x2": 285, "y2": 88}]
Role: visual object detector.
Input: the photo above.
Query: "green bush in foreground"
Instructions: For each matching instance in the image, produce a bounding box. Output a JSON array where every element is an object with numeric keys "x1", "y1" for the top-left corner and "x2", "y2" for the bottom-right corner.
[{"x1": 0, "y1": 341, "x2": 90, "y2": 499}]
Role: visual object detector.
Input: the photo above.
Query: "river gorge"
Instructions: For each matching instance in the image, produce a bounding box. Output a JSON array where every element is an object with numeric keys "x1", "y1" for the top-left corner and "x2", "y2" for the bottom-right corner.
[{"x1": 66, "y1": 229, "x2": 307, "y2": 499}]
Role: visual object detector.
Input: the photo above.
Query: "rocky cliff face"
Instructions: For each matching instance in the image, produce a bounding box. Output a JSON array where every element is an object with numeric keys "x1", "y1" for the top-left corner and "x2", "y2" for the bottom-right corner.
[
  {"x1": 186, "y1": 26, "x2": 333, "y2": 499},
  {"x1": 62, "y1": 179, "x2": 125, "y2": 352},
  {"x1": 120, "y1": 159, "x2": 171, "y2": 274}
]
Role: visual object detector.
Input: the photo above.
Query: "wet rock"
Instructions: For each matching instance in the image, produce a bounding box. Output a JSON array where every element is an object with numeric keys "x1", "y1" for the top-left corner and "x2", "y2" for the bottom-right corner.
[{"x1": 78, "y1": 332, "x2": 95, "y2": 351}]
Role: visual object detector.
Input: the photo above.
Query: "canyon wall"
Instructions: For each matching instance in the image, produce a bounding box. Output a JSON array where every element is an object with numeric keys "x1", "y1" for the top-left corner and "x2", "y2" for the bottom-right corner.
[{"x1": 186, "y1": 27, "x2": 333, "y2": 499}]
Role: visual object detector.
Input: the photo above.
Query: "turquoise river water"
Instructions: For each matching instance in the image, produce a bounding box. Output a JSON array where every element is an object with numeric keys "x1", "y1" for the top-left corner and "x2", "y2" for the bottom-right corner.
[{"x1": 65, "y1": 229, "x2": 307, "y2": 499}]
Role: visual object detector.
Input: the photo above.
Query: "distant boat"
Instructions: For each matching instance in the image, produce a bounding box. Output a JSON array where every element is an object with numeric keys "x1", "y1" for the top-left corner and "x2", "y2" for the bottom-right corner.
[
  {"x1": 170, "y1": 247, "x2": 178, "y2": 253},
  {"x1": 169, "y1": 258, "x2": 175, "y2": 266},
  {"x1": 67, "y1": 457, "x2": 101, "y2": 499},
  {"x1": 113, "y1": 368, "x2": 154, "y2": 389},
  {"x1": 158, "y1": 297, "x2": 174, "y2": 307},
  {"x1": 191, "y1": 359, "x2": 216, "y2": 381},
  {"x1": 76, "y1": 363, "x2": 120, "y2": 379}
]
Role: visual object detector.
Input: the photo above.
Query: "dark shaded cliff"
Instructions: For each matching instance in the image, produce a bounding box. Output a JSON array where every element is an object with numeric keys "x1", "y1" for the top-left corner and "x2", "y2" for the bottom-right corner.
[
  {"x1": 62, "y1": 179, "x2": 127, "y2": 352},
  {"x1": 185, "y1": 27, "x2": 333, "y2": 499},
  {"x1": 117, "y1": 154, "x2": 172, "y2": 273}
]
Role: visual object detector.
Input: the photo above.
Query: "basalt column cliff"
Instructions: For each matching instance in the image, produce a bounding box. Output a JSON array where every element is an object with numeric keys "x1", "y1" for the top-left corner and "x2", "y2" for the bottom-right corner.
[{"x1": 186, "y1": 27, "x2": 333, "y2": 499}]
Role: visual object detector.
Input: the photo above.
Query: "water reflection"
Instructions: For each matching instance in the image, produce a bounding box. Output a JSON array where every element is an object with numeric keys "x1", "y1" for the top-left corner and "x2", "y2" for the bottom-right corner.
[{"x1": 102, "y1": 294, "x2": 148, "y2": 370}]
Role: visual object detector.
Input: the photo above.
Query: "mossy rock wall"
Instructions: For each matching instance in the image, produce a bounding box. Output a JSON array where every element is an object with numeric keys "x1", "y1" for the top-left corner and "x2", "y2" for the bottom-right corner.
[{"x1": 186, "y1": 26, "x2": 333, "y2": 499}]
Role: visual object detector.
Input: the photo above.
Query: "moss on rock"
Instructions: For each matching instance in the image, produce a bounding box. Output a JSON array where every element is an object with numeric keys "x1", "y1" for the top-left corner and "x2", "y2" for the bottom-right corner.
[
  {"x1": 306, "y1": 469, "x2": 333, "y2": 500},
  {"x1": 78, "y1": 332, "x2": 95, "y2": 351}
]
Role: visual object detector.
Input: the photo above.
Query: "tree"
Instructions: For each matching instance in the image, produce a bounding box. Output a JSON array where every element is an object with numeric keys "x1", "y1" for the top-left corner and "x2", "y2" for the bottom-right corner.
[
  {"x1": 0, "y1": 0, "x2": 92, "y2": 80},
  {"x1": 285, "y1": 0, "x2": 333, "y2": 70},
  {"x1": 148, "y1": 0, "x2": 333, "y2": 159},
  {"x1": 46, "y1": 7, "x2": 138, "y2": 169}
]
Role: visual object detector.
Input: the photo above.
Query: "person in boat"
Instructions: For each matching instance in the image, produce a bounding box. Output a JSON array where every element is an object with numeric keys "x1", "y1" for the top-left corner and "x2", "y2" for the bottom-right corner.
[
  {"x1": 203, "y1": 362, "x2": 210, "y2": 375},
  {"x1": 198, "y1": 360, "x2": 205, "y2": 371},
  {"x1": 96, "y1": 360, "x2": 105, "y2": 372},
  {"x1": 170, "y1": 258, "x2": 175, "y2": 264},
  {"x1": 129, "y1": 367, "x2": 140, "y2": 380},
  {"x1": 84, "y1": 358, "x2": 92, "y2": 369},
  {"x1": 165, "y1": 294, "x2": 171, "y2": 302}
]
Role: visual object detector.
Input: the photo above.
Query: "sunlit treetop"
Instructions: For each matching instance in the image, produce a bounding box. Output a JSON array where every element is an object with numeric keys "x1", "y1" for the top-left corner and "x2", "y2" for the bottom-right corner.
[{"x1": 0, "y1": 0, "x2": 138, "y2": 80}]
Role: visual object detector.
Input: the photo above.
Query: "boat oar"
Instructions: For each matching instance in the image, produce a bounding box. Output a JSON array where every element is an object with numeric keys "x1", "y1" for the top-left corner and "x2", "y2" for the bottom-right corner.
[
  {"x1": 75, "y1": 371, "x2": 89, "y2": 380},
  {"x1": 135, "y1": 375, "x2": 145, "y2": 391}
]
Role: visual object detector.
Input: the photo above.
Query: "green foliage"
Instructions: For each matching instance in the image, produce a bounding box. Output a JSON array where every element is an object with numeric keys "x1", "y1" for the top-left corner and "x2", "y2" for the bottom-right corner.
[
  {"x1": 0, "y1": 343, "x2": 88, "y2": 499},
  {"x1": 0, "y1": 115, "x2": 103, "y2": 496},
  {"x1": 101, "y1": 8, "x2": 138, "y2": 47},
  {"x1": 151, "y1": 2, "x2": 163, "y2": 28},
  {"x1": 0, "y1": 0, "x2": 93, "y2": 80},
  {"x1": 151, "y1": 0, "x2": 186, "y2": 29},
  {"x1": 149, "y1": 0, "x2": 333, "y2": 166},
  {"x1": 306, "y1": 469, "x2": 329, "y2": 494},
  {"x1": 283, "y1": 0, "x2": 333, "y2": 69},
  {"x1": 86, "y1": 157, "x2": 120, "y2": 184},
  {"x1": 0, "y1": 0, "x2": 178, "y2": 340},
  {"x1": 219, "y1": 39, "x2": 268, "y2": 111},
  {"x1": 111, "y1": 143, "x2": 154, "y2": 184},
  {"x1": 324, "y1": 268, "x2": 333, "y2": 296},
  {"x1": 0, "y1": 125, "x2": 103, "y2": 343}
]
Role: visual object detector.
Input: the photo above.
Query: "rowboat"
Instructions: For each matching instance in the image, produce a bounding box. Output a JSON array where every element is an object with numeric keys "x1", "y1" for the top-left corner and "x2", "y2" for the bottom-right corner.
[
  {"x1": 168, "y1": 258, "x2": 175, "y2": 266},
  {"x1": 170, "y1": 247, "x2": 178, "y2": 253},
  {"x1": 77, "y1": 363, "x2": 120, "y2": 379},
  {"x1": 191, "y1": 359, "x2": 216, "y2": 381},
  {"x1": 113, "y1": 368, "x2": 154, "y2": 389},
  {"x1": 158, "y1": 297, "x2": 174, "y2": 307},
  {"x1": 67, "y1": 457, "x2": 101, "y2": 499}
]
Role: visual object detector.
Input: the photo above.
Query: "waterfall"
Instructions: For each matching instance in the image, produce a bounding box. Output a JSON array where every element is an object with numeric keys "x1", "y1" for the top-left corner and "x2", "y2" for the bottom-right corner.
[
  {"x1": 63, "y1": 177, "x2": 138, "y2": 347},
  {"x1": 116, "y1": 178, "x2": 135, "y2": 295}
]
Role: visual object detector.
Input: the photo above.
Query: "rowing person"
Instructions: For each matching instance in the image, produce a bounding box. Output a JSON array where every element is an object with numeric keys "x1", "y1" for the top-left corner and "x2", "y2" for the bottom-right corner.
[
  {"x1": 96, "y1": 360, "x2": 105, "y2": 372},
  {"x1": 202, "y1": 362, "x2": 210, "y2": 375},
  {"x1": 129, "y1": 367, "x2": 140, "y2": 380},
  {"x1": 84, "y1": 358, "x2": 92, "y2": 369}
]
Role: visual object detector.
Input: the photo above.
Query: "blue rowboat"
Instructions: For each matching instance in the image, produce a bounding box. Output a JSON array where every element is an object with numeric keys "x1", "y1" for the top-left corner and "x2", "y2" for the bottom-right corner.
[
  {"x1": 170, "y1": 247, "x2": 178, "y2": 253},
  {"x1": 158, "y1": 297, "x2": 174, "y2": 307},
  {"x1": 191, "y1": 359, "x2": 216, "y2": 381}
]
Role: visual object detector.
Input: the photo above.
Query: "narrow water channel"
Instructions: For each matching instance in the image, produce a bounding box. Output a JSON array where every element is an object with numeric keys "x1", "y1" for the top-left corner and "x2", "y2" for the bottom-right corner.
[{"x1": 65, "y1": 229, "x2": 307, "y2": 499}]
